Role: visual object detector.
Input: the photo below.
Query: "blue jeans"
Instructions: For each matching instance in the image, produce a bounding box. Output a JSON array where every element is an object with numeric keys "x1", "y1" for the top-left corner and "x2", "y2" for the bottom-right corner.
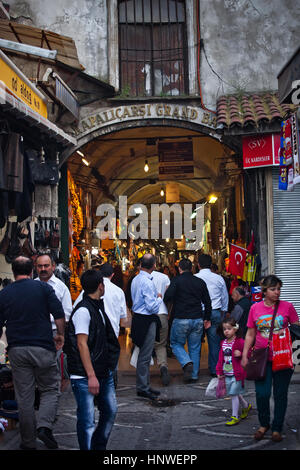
[
  {"x1": 170, "y1": 318, "x2": 204, "y2": 379},
  {"x1": 71, "y1": 371, "x2": 117, "y2": 450},
  {"x1": 206, "y1": 309, "x2": 222, "y2": 374}
]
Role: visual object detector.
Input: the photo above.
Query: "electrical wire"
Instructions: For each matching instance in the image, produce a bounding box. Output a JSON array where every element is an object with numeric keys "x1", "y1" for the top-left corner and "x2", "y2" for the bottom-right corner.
[{"x1": 196, "y1": 0, "x2": 216, "y2": 114}]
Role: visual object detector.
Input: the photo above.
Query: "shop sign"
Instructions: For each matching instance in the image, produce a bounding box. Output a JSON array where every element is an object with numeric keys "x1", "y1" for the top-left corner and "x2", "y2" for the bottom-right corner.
[
  {"x1": 69, "y1": 103, "x2": 217, "y2": 137},
  {"x1": 243, "y1": 134, "x2": 280, "y2": 169},
  {"x1": 0, "y1": 50, "x2": 47, "y2": 118},
  {"x1": 158, "y1": 141, "x2": 194, "y2": 180},
  {"x1": 166, "y1": 183, "x2": 180, "y2": 203}
]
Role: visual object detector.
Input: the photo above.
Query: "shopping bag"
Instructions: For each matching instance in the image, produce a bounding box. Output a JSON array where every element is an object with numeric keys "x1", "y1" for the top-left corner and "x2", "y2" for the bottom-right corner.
[
  {"x1": 129, "y1": 346, "x2": 154, "y2": 368},
  {"x1": 272, "y1": 328, "x2": 293, "y2": 372},
  {"x1": 205, "y1": 377, "x2": 218, "y2": 397},
  {"x1": 216, "y1": 377, "x2": 227, "y2": 399}
]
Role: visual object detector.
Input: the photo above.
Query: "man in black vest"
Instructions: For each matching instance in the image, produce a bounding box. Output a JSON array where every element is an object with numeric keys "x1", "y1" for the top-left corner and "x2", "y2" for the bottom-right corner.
[{"x1": 64, "y1": 270, "x2": 120, "y2": 450}]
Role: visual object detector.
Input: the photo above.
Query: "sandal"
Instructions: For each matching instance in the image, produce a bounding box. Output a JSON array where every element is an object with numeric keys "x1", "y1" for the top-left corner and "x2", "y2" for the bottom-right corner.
[
  {"x1": 254, "y1": 425, "x2": 270, "y2": 440},
  {"x1": 271, "y1": 432, "x2": 283, "y2": 442}
]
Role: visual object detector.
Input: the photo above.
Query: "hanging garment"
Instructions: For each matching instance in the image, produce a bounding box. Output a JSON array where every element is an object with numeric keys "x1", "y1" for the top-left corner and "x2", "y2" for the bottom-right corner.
[
  {"x1": 15, "y1": 148, "x2": 35, "y2": 223},
  {"x1": 3, "y1": 133, "x2": 23, "y2": 192},
  {"x1": 5, "y1": 222, "x2": 21, "y2": 263},
  {"x1": 0, "y1": 221, "x2": 12, "y2": 255}
]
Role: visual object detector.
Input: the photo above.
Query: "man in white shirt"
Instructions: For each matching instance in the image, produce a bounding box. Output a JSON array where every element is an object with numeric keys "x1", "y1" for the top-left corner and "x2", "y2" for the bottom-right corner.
[
  {"x1": 35, "y1": 253, "x2": 73, "y2": 404},
  {"x1": 35, "y1": 253, "x2": 73, "y2": 330},
  {"x1": 195, "y1": 254, "x2": 229, "y2": 376},
  {"x1": 99, "y1": 263, "x2": 127, "y2": 339},
  {"x1": 73, "y1": 264, "x2": 127, "y2": 339},
  {"x1": 152, "y1": 270, "x2": 171, "y2": 386}
]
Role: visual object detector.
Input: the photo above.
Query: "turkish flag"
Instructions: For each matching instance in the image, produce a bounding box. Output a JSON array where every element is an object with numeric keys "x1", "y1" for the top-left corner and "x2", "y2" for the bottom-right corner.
[{"x1": 228, "y1": 244, "x2": 248, "y2": 277}]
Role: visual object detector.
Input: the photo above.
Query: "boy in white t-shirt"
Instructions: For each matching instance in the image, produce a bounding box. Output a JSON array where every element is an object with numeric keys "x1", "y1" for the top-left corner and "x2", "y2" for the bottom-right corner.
[{"x1": 64, "y1": 270, "x2": 120, "y2": 450}]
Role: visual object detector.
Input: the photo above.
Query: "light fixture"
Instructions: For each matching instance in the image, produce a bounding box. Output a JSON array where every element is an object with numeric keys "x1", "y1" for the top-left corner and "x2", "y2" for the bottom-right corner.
[
  {"x1": 82, "y1": 158, "x2": 90, "y2": 166},
  {"x1": 76, "y1": 150, "x2": 84, "y2": 157},
  {"x1": 208, "y1": 195, "x2": 218, "y2": 204},
  {"x1": 160, "y1": 187, "x2": 164, "y2": 197},
  {"x1": 144, "y1": 160, "x2": 149, "y2": 172}
]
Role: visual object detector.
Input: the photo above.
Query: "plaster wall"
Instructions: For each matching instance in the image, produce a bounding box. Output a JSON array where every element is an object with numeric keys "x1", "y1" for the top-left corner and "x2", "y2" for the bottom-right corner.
[{"x1": 6, "y1": 0, "x2": 300, "y2": 108}]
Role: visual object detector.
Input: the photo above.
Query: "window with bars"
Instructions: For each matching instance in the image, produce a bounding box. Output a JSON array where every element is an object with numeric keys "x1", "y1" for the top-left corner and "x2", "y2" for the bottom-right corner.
[{"x1": 119, "y1": 0, "x2": 188, "y2": 97}]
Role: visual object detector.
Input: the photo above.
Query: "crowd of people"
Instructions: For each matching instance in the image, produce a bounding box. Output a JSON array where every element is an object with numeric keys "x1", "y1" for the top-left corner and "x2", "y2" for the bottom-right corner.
[{"x1": 0, "y1": 251, "x2": 299, "y2": 450}]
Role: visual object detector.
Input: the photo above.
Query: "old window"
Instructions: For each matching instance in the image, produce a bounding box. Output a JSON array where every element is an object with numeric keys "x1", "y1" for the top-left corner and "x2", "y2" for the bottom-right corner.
[{"x1": 119, "y1": 0, "x2": 188, "y2": 97}]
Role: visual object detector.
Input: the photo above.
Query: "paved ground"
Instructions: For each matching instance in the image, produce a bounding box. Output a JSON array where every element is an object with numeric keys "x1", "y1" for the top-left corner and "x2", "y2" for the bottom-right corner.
[{"x1": 1, "y1": 368, "x2": 300, "y2": 458}]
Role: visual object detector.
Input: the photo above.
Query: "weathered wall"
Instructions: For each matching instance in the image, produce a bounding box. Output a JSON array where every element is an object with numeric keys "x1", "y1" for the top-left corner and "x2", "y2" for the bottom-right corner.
[
  {"x1": 7, "y1": 0, "x2": 108, "y2": 80},
  {"x1": 6, "y1": 0, "x2": 300, "y2": 109}
]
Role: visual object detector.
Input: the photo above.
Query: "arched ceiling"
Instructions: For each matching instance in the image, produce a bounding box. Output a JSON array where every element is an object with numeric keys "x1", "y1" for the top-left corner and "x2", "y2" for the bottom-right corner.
[{"x1": 67, "y1": 125, "x2": 236, "y2": 208}]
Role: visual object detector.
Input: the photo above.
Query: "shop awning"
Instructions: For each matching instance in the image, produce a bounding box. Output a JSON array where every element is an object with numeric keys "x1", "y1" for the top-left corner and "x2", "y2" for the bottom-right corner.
[
  {"x1": 0, "y1": 49, "x2": 76, "y2": 146},
  {"x1": 0, "y1": 18, "x2": 84, "y2": 70},
  {"x1": 278, "y1": 46, "x2": 300, "y2": 104},
  {"x1": 2, "y1": 89, "x2": 77, "y2": 146}
]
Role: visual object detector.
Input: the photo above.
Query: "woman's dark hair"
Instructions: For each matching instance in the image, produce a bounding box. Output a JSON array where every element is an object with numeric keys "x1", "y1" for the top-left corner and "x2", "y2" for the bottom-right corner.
[
  {"x1": 12, "y1": 256, "x2": 33, "y2": 276},
  {"x1": 218, "y1": 314, "x2": 243, "y2": 339},
  {"x1": 260, "y1": 275, "x2": 282, "y2": 294},
  {"x1": 80, "y1": 269, "x2": 103, "y2": 294}
]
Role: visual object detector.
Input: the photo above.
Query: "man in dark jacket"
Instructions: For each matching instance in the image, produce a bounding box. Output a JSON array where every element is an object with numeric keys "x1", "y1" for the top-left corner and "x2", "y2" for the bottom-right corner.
[
  {"x1": 231, "y1": 287, "x2": 252, "y2": 338},
  {"x1": 0, "y1": 256, "x2": 65, "y2": 450},
  {"x1": 64, "y1": 269, "x2": 120, "y2": 450},
  {"x1": 164, "y1": 258, "x2": 212, "y2": 382}
]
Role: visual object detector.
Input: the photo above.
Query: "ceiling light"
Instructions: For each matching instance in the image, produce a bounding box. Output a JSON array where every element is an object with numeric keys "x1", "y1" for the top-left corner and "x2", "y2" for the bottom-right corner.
[
  {"x1": 82, "y1": 158, "x2": 90, "y2": 166},
  {"x1": 144, "y1": 160, "x2": 149, "y2": 172},
  {"x1": 76, "y1": 150, "x2": 84, "y2": 157},
  {"x1": 160, "y1": 187, "x2": 164, "y2": 197},
  {"x1": 208, "y1": 195, "x2": 218, "y2": 204}
]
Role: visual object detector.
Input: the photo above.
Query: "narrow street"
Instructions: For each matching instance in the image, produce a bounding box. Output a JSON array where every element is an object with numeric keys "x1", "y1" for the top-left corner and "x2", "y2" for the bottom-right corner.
[{"x1": 1, "y1": 369, "x2": 300, "y2": 455}]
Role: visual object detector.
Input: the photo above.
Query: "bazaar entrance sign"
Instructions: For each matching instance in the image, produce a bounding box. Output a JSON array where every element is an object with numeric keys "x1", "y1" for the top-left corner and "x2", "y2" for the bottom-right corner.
[{"x1": 70, "y1": 103, "x2": 217, "y2": 138}]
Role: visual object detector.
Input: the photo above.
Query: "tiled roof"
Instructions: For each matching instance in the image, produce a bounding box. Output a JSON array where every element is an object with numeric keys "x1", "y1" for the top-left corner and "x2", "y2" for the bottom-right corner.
[{"x1": 216, "y1": 91, "x2": 295, "y2": 129}]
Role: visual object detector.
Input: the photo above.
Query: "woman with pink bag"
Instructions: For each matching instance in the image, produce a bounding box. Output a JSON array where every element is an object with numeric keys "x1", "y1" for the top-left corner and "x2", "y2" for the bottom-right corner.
[
  {"x1": 216, "y1": 315, "x2": 251, "y2": 426},
  {"x1": 241, "y1": 275, "x2": 300, "y2": 443}
]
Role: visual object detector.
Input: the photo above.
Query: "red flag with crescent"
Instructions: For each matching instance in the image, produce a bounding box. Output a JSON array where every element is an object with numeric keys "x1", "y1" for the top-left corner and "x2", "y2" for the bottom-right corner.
[{"x1": 228, "y1": 244, "x2": 248, "y2": 277}]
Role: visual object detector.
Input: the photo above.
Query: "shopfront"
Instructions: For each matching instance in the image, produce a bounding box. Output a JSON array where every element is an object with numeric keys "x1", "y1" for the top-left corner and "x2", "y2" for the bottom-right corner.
[
  {"x1": 0, "y1": 49, "x2": 76, "y2": 283},
  {"x1": 59, "y1": 96, "x2": 250, "y2": 313}
]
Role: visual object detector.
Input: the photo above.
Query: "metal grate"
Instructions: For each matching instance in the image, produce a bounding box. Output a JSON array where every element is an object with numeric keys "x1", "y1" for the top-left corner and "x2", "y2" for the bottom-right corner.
[
  {"x1": 272, "y1": 167, "x2": 300, "y2": 317},
  {"x1": 118, "y1": 0, "x2": 188, "y2": 97}
]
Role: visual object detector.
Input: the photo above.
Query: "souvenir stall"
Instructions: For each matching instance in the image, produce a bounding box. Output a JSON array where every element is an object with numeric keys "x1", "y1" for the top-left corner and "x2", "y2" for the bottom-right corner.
[
  {"x1": 0, "y1": 50, "x2": 76, "y2": 434},
  {"x1": 0, "y1": 50, "x2": 75, "y2": 284}
]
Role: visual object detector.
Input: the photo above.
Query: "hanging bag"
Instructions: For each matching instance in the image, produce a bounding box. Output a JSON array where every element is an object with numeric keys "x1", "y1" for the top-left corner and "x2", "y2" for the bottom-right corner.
[
  {"x1": 205, "y1": 377, "x2": 219, "y2": 397},
  {"x1": 245, "y1": 301, "x2": 279, "y2": 381},
  {"x1": 272, "y1": 327, "x2": 293, "y2": 372},
  {"x1": 216, "y1": 376, "x2": 227, "y2": 399}
]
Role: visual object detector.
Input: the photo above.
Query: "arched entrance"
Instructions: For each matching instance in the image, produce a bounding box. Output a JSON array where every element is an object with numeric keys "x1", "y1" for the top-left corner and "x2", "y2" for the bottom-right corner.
[{"x1": 62, "y1": 112, "x2": 242, "y2": 378}]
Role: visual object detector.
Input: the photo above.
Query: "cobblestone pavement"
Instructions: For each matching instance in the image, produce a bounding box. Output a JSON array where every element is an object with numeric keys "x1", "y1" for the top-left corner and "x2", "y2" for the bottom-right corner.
[{"x1": 1, "y1": 370, "x2": 300, "y2": 456}]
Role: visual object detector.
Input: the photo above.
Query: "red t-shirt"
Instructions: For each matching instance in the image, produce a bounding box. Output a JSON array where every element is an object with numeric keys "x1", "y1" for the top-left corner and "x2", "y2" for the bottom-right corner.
[{"x1": 247, "y1": 300, "x2": 298, "y2": 360}]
